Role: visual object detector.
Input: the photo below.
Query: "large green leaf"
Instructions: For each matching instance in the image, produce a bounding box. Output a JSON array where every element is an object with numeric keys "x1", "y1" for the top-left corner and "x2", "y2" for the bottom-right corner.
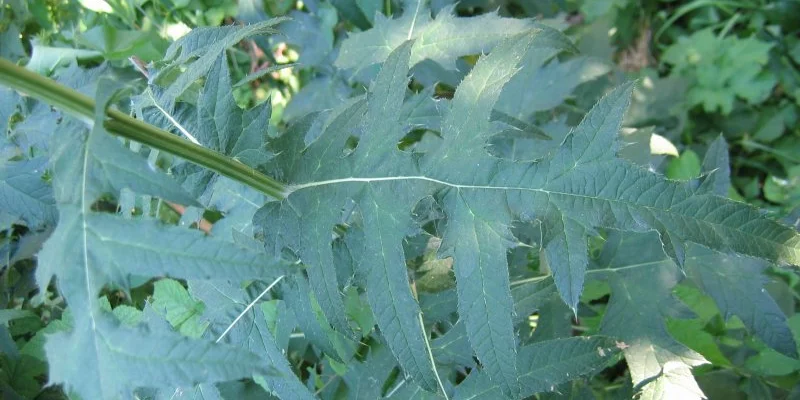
[
  {"x1": 257, "y1": 26, "x2": 800, "y2": 396},
  {"x1": 34, "y1": 78, "x2": 287, "y2": 399},
  {"x1": 8, "y1": 9, "x2": 800, "y2": 399}
]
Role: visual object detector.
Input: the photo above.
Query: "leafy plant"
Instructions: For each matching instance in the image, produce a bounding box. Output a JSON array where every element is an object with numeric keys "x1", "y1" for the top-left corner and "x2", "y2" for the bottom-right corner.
[
  {"x1": 565, "y1": 0, "x2": 800, "y2": 217},
  {"x1": 662, "y1": 28, "x2": 776, "y2": 114},
  {"x1": 2, "y1": 1, "x2": 800, "y2": 399}
]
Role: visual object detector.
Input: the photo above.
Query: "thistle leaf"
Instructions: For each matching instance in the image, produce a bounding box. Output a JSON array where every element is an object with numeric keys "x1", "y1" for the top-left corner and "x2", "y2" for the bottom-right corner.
[{"x1": 259, "y1": 27, "x2": 800, "y2": 397}]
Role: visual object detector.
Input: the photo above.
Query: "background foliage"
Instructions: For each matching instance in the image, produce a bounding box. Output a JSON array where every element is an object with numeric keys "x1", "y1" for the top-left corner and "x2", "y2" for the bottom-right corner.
[{"x1": 1, "y1": 0, "x2": 800, "y2": 399}]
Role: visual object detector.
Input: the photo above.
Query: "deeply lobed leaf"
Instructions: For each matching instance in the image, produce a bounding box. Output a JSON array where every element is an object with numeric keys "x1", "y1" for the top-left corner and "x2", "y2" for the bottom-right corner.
[
  {"x1": 6, "y1": 9, "x2": 799, "y2": 399},
  {"x1": 34, "y1": 74, "x2": 289, "y2": 399},
  {"x1": 335, "y1": 0, "x2": 571, "y2": 79},
  {"x1": 257, "y1": 26, "x2": 800, "y2": 397},
  {"x1": 592, "y1": 231, "x2": 709, "y2": 399}
]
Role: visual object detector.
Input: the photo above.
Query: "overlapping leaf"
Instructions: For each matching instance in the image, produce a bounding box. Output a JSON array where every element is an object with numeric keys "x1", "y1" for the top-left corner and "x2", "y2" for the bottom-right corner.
[
  {"x1": 257, "y1": 25, "x2": 800, "y2": 398},
  {"x1": 145, "y1": 53, "x2": 273, "y2": 238},
  {"x1": 340, "y1": 342, "x2": 400, "y2": 399},
  {"x1": 335, "y1": 0, "x2": 567, "y2": 77},
  {"x1": 592, "y1": 231, "x2": 708, "y2": 400},
  {"x1": 685, "y1": 136, "x2": 797, "y2": 358},
  {"x1": 452, "y1": 336, "x2": 621, "y2": 399},
  {"x1": 0, "y1": 157, "x2": 56, "y2": 227},
  {"x1": 188, "y1": 280, "x2": 316, "y2": 400},
  {"x1": 34, "y1": 76, "x2": 289, "y2": 399},
  {"x1": 4, "y1": 8, "x2": 799, "y2": 400},
  {"x1": 686, "y1": 245, "x2": 797, "y2": 358},
  {"x1": 153, "y1": 19, "x2": 285, "y2": 100},
  {"x1": 496, "y1": 52, "x2": 611, "y2": 119}
]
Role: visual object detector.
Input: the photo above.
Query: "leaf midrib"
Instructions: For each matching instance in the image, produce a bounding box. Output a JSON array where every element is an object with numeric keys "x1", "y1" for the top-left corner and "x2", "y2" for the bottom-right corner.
[{"x1": 284, "y1": 174, "x2": 797, "y2": 255}]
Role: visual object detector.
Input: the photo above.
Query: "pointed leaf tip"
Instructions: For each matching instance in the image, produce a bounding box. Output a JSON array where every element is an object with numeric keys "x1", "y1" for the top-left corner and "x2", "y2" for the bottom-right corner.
[{"x1": 567, "y1": 81, "x2": 636, "y2": 165}]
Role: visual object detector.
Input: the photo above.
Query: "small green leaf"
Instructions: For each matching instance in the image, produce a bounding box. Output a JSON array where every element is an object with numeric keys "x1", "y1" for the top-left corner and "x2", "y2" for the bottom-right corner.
[
  {"x1": 431, "y1": 322, "x2": 474, "y2": 367},
  {"x1": 662, "y1": 30, "x2": 776, "y2": 114},
  {"x1": 251, "y1": 308, "x2": 316, "y2": 400},
  {"x1": 511, "y1": 277, "x2": 557, "y2": 324},
  {"x1": 340, "y1": 342, "x2": 400, "y2": 398},
  {"x1": 667, "y1": 319, "x2": 731, "y2": 367},
  {"x1": 666, "y1": 149, "x2": 701, "y2": 181},
  {"x1": 343, "y1": 286, "x2": 375, "y2": 336},
  {"x1": 152, "y1": 279, "x2": 208, "y2": 338},
  {"x1": 0, "y1": 353, "x2": 46, "y2": 398},
  {"x1": 111, "y1": 305, "x2": 144, "y2": 327}
]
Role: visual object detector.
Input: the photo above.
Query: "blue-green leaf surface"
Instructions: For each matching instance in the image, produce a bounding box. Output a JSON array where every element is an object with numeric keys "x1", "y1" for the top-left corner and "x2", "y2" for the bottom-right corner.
[
  {"x1": 0, "y1": 157, "x2": 56, "y2": 227},
  {"x1": 452, "y1": 336, "x2": 620, "y2": 399},
  {"x1": 15, "y1": 13, "x2": 798, "y2": 400},
  {"x1": 496, "y1": 55, "x2": 610, "y2": 119},
  {"x1": 335, "y1": 0, "x2": 551, "y2": 76},
  {"x1": 187, "y1": 280, "x2": 315, "y2": 400},
  {"x1": 34, "y1": 79, "x2": 286, "y2": 399},
  {"x1": 154, "y1": 19, "x2": 286, "y2": 100},
  {"x1": 686, "y1": 244, "x2": 798, "y2": 358},
  {"x1": 592, "y1": 231, "x2": 708, "y2": 400},
  {"x1": 258, "y1": 25, "x2": 800, "y2": 397},
  {"x1": 45, "y1": 313, "x2": 265, "y2": 400}
]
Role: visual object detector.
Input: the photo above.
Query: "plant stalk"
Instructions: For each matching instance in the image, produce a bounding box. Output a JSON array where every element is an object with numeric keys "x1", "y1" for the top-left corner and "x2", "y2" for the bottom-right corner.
[{"x1": 0, "y1": 57, "x2": 287, "y2": 200}]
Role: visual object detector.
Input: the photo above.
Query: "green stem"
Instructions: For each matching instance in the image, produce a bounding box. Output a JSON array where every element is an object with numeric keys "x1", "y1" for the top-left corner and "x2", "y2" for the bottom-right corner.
[
  {"x1": 738, "y1": 138, "x2": 800, "y2": 164},
  {"x1": 717, "y1": 12, "x2": 741, "y2": 39},
  {"x1": 653, "y1": 0, "x2": 757, "y2": 43},
  {"x1": 0, "y1": 57, "x2": 288, "y2": 200}
]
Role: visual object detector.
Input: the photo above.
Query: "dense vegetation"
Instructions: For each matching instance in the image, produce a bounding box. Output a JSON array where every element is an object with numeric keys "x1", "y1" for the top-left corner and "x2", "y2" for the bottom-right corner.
[{"x1": 1, "y1": 0, "x2": 799, "y2": 399}]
